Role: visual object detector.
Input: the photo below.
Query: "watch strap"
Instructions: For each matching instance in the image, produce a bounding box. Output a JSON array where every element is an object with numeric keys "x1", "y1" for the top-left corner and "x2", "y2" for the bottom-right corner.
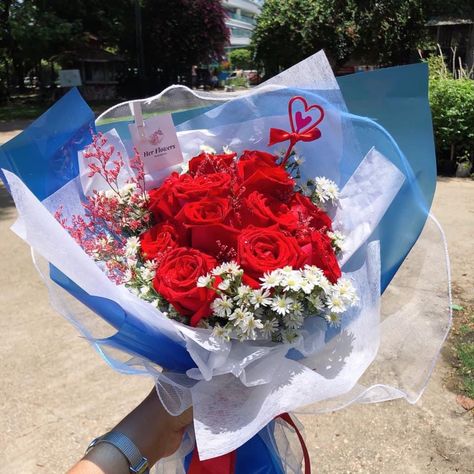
[{"x1": 86, "y1": 431, "x2": 149, "y2": 474}]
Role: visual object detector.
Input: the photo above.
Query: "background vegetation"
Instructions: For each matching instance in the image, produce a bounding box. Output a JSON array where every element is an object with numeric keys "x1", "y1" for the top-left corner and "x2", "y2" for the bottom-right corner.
[
  {"x1": 0, "y1": 0, "x2": 228, "y2": 99},
  {"x1": 426, "y1": 54, "x2": 474, "y2": 174},
  {"x1": 252, "y1": 0, "x2": 474, "y2": 75}
]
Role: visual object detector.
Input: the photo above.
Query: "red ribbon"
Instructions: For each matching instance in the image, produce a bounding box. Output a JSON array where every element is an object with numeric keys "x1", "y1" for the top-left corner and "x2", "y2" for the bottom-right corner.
[
  {"x1": 268, "y1": 128, "x2": 322, "y2": 147},
  {"x1": 278, "y1": 413, "x2": 311, "y2": 474},
  {"x1": 189, "y1": 448, "x2": 237, "y2": 474},
  {"x1": 188, "y1": 413, "x2": 311, "y2": 474},
  {"x1": 268, "y1": 95, "x2": 325, "y2": 167}
]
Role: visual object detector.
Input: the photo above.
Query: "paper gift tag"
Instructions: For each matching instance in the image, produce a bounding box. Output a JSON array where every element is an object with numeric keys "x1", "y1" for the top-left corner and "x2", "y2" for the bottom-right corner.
[{"x1": 129, "y1": 112, "x2": 183, "y2": 174}]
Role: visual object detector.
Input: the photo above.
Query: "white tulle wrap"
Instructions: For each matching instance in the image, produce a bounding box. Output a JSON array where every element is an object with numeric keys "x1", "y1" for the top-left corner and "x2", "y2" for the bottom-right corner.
[{"x1": 2, "y1": 52, "x2": 451, "y2": 471}]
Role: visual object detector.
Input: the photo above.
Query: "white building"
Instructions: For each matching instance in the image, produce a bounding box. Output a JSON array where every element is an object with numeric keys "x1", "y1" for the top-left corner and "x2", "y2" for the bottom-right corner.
[{"x1": 222, "y1": 0, "x2": 263, "y2": 49}]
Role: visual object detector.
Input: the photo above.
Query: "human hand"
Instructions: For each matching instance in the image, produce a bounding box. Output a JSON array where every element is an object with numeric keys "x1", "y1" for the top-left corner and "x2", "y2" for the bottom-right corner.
[
  {"x1": 68, "y1": 386, "x2": 193, "y2": 474},
  {"x1": 115, "y1": 387, "x2": 193, "y2": 464}
]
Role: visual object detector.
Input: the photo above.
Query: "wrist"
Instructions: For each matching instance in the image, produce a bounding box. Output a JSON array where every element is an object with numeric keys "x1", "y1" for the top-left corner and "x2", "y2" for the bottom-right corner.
[
  {"x1": 80, "y1": 443, "x2": 130, "y2": 474},
  {"x1": 114, "y1": 389, "x2": 170, "y2": 465}
]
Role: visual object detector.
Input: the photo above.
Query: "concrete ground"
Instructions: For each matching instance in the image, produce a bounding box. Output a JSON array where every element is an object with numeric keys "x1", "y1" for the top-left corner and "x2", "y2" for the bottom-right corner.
[{"x1": 0, "y1": 125, "x2": 473, "y2": 473}]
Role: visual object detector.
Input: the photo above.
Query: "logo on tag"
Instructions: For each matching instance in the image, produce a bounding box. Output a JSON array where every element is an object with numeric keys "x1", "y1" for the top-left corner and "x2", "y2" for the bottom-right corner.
[
  {"x1": 129, "y1": 113, "x2": 183, "y2": 174},
  {"x1": 148, "y1": 129, "x2": 164, "y2": 146}
]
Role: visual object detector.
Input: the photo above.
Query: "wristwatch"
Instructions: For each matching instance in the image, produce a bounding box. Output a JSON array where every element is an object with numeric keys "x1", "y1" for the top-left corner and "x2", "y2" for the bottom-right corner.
[{"x1": 86, "y1": 431, "x2": 149, "y2": 474}]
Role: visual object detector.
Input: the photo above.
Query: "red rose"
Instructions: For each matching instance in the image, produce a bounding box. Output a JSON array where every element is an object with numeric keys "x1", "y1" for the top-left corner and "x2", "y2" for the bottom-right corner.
[
  {"x1": 290, "y1": 193, "x2": 332, "y2": 230},
  {"x1": 173, "y1": 172, "x2": 232, "y2": 203},
  {"x1": 310, "y1": 231, "x2": 341, "y2": 283},
  {"x1": 147, "y1": 173, "x2": 182, "y2": 221},
  {"x1": 237, "y1": 151, "x2": 294, "y2": 200},
  {"x1": 153, "y1": 247, "x2": 219, "y2": 326},
  {"x1": 237, "y1": 150, "x2": 279, "y2": 181},
  {"x1": 237, "y1": 227, "x2": 306, "y2": 286},
  {"x1": 240, "y1": 191, "x2": 297, "y2": 230},
  {"x1": 191, "y1": 223, "x2": 240, "y2": 261},
  {"x1": 289, "y1": 193, "x2": 333, "y2": 244},
  {"x1": 176, "y1": 197, "x2": 231, "y2": 227},
  {"x1": 147, "y1": 172, "x2": 232, "y2": 222},
  {"x1": 139, "y1": 221, "x2": 186, "y2": 261},
  {"x1": 188, "y1": 152, "x2": 236, "y2": 176}
]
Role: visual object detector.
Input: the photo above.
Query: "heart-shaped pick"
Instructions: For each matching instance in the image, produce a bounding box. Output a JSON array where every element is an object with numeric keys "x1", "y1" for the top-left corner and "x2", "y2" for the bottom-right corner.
[
  {"x1": 295, "y1": 111, "x2": 311, "y2": 132},
  {"x1": 289, "y1": 96, "x2": 324, "y2": 134}
]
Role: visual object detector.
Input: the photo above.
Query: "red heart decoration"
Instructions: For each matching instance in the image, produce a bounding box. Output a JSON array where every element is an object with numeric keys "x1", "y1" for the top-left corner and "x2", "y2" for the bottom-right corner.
[
  {"x1": 289, "y1": 96, "x2": 324, "y2": 134},
  {"x1": 295, "y1": 111, "x2": 311, "y2": 131}
]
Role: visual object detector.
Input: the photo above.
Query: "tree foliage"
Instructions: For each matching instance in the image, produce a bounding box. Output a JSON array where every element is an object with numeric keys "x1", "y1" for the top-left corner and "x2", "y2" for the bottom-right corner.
[
  {"x1": 1, "y1": 0, "x2": 228, "y2": 93},
  {"x1": 228, "y1": 49, "x2": 253, "y2": 70},
  {"x1": 253, "y1": 0, "x2": 430, "y2": 74},
  {"x1": 137, "y1": 0, "x2": 228, "y2": 81}
]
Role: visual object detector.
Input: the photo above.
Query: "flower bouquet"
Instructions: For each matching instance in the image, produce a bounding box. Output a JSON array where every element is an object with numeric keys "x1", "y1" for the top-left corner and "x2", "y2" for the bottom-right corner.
[{"x1": 0, "y1": 52, "x2": 450, "y2": 473}]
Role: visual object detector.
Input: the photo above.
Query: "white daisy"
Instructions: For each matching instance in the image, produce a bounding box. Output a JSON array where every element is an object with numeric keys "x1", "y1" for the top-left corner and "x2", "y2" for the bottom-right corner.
[
  {"x1": 325, "y1": 313, "x2": 342, "y2": 327},
  {"x1": 271, "y1": 296, "x2": 294, "y2": 316},
  {"x1": 281, "y1": 270, "x2": 303, "y2": 292},
  {"x1": 121, "y1": 183, "x2": 136, "y2": 195},
  {"x1": 197, "y1": 273, "x2": 213, "y2": 288},
  {"x1": 250, "y1": 288, "x2": 272, "y2": 308},
  {"x1": 290, "y1": 300, "x2": 304, "y2": 317},
  {"x1": 260, "y1": 270, "x2": 282, "y2": 290},
  {"x1": 218, "y1": 279, "x2": 231, "y2": 291},
  {"x1": 123, "y1": 268, "x2": 133, "y2": 283},
  {"x1": 234, "y1": 285, "x2": 252, "y2": 303},
  {"x1": 293, "y1": 154, "x2": 305, "y2": 165},
  {"x1": 125, "y1": 236, "x2": 140, "y2": 258},
  {"x1": 313, "y1": 177, "x2": 340, "y2": 203},
  {"x1": 336, "y1": 279, "x2": 358, "y2": 304},
  {"x1": 299, "y1": 278, "x2": 315, "y2": 294},
  {"x1": 306, "y1": 294, "x2": 325, "y2": 312},
  {"x1": 327, "y1": 230, "x2": 345, "y2": 252},
  {"x1": 326, "y1": 293, "x2": 347, "y2": 313},
  {"x1": 105, "y1": 189, "x2": 117, "y2": 200},
  {"x1": 284, "y1": 312, "x2": 305, "y2": 329},
  {"x1": 212, "y1": 323, "x2": 231, "y2": 341},
  {"x1": 140, "y1": 266, "x2": 155, "y2": 282},
  {"x1": 261, "y1": 318, "x2": 279, "y2": 339},
  {"x1": 239, "y1": 316, "x2": 264, "y2": 340},
  {"x1": 281, "y1": 329, "x2": 301, "y2": 344},
  {"x1": 211, "y1": 295, "x2": 234, "y2": 318},
  {"x1": 200, "y1": 144, "x2": 217, "y2": 154},
  {"x1": 303, "y1": 265, "x2": 324, "y2": 284},
  {"x1": 228, "y1": 307, "x2": 250, "y2": 323}
]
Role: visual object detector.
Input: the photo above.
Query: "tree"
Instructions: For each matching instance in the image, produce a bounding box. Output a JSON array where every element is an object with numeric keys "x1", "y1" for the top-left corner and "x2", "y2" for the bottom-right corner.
[
  {"x1": 229, "y1": 49, "x2": 253, "y2": 70},
  {"x1": 352, "y1": 0, "x2": 425, "y2": 65},
  {"x1": 1, "y1": 0, "x2": 229, "y2": 95},
  {"x1": 252, "y1": 0, "x2": 427, "y2": 75},
  {"x1": 116, "y1": 0, "x2": 229, "y2": 90},
  {"x1": 2, "y1": 0, "x2": 88, "y2": 90}
]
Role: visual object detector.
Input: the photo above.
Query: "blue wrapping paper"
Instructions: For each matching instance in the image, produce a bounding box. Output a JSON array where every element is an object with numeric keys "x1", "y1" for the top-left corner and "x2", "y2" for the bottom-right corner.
[{"x1": 0, "y1": 63, "x2": 436, "y2": 474}]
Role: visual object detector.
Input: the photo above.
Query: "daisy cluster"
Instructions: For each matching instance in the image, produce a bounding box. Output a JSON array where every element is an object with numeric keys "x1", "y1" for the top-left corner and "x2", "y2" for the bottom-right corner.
[
  {"x1": 197, "y1": 262, "x2": 358, "y2": 343},
  {"x1": 298, "y1": 175, "x2": 340, "y2": 208}
]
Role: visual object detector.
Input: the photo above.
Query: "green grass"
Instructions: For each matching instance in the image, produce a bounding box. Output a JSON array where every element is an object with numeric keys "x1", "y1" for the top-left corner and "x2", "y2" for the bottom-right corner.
[
  {"x1": 457, "y1": 341, "x2": 474, "y2": 398},
  {"x1": 0, "y1": 102, "x2": 49, "y2": 121},
  {"x1": 0, "y1": 96, "x2": 120, "y2": 123},
  {"x1": 228, "y1": 77, "x2": 249, "y2": 88},
  {"x1": 454, "y1": 307, "x2": 474, "y2": 399}
]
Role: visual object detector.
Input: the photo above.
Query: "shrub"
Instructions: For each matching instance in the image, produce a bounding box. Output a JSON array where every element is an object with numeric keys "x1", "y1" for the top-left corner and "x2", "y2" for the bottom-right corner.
[
  {"x1": 228, "y1": 49, "x2": 253, "y2": 70},
  {"x1": 228, "y1": 76, "x2": 249, "y2": 88},
  {"x1": 429, "y1": 78, "x2": 474, "y2": 165}
]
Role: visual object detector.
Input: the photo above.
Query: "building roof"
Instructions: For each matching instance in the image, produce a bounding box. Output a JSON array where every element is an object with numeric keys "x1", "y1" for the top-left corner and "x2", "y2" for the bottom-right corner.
[{"x1": 427, "y1": 17, "x2": 474, "y2": 27}]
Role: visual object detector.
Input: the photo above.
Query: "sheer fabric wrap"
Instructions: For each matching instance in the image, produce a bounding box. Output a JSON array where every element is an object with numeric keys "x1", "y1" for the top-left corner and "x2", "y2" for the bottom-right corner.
[{"x1": 0, "y1": 52, "x2": 450, "y2": 473}]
